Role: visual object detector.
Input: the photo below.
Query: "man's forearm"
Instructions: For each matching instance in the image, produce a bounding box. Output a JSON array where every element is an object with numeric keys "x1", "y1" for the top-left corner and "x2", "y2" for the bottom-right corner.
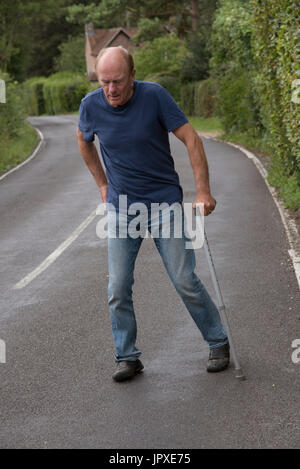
[
  {"x1": 77, "y1": 132, "x2": 108, "y2": 192},
  {"x1": 187, "y1": 133, "x2": 211, "y2": 195}
]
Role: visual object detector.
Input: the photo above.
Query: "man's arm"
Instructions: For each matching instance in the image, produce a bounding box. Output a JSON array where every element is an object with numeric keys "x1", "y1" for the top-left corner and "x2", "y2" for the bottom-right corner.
[
  {"x1": 172, "y1": 122, "x2": 216, "y2": 216},
  {"x1": 77, "y1": 129, "x2": 108, "y2": 203}
]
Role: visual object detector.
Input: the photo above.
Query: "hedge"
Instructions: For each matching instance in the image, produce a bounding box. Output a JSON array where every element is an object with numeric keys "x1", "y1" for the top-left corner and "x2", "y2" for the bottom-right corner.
[
  {"x1": 144, "y1": 73, "x2": 181, "y2": 104},
  {"x1": 23, "y1": 72, "x2": 99, "y2": 116},
  {"x1": 22, "y1": 77, "x2": 47, "y2": 116},
  {"x1": 180, "y1": 78, "x2": 218, "y2": 117},
  {"x1": 252, "y1": 0, "x2": 300, "y2": 209},
  {"x1": 0, "y1": 72, "x2": 25, "y2": 139}
]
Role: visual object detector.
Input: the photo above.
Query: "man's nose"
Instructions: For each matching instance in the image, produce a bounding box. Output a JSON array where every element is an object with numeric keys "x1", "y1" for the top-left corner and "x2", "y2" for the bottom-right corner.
[{"x1": 108, "y1": 82, "x2": 117, "y2": 94}]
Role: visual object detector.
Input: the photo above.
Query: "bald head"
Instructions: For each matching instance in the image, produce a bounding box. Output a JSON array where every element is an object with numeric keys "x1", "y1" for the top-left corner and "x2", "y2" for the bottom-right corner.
[
  {"x1": 96, "y1": 47, "x2": 136, "y2": 107},
  {"x1": 95, "y1": 46, "x2": 134, "y2": 76}
]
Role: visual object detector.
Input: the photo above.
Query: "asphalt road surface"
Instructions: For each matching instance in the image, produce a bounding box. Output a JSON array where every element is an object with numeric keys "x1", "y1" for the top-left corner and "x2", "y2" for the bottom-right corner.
[{"x1": 0, "y1": 115, "x2": 300, "y2": 449}]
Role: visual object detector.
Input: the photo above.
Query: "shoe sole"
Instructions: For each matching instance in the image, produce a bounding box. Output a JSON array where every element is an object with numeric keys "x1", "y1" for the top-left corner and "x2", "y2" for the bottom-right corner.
[
  {"x1": 206, "y1": 359, "x2": 229, "y2": 373},
  {"x1": 113, "y1": 365, "x2": 144, "y2": 382}
]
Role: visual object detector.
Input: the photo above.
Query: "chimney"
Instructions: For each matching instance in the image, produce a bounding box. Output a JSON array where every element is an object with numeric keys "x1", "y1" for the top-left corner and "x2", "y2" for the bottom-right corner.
[{"x1": 85, "y1": 23, "x2": 95, "y2": 36}]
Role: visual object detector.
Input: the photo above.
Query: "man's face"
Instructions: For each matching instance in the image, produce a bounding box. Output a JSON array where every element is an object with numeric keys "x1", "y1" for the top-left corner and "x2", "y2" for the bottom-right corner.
[{"x1": 97, "y1": 54, "x2": 135, "y2": 107}]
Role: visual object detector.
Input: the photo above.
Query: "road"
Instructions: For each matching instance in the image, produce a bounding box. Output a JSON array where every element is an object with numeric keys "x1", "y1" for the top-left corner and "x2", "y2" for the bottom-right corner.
[{"x1": 0, "y1": 115, "x2": 299, "y2": 449}]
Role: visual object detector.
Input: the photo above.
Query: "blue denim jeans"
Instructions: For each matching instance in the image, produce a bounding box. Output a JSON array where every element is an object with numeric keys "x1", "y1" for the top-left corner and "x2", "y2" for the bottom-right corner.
[{"x1": 107, "y1": 205, "x2": 228, "y2": 361}]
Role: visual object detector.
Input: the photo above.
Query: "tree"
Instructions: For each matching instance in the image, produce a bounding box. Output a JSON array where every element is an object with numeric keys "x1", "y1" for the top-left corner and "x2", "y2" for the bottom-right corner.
[
  {"x1": 208, "y1": 0, "x2": 261, "y2": 133},
  {"x1": 132, "y1": 18, "x2": 166, "y2": 46},
  {"x1": 54, "y1": 36, "x2": 86, "y2": 74},
  {"x1": 209, "y1": 0, "x2": 254, "y2": 77},
  {"x1": 0, "y1": 0, "x2": 96, "y2": 81},
  {"x1": 66, "y1": 0, "x2": 218, "y2": 36},
  {"x1": 180, "y1": 32, "x2": 211, "y2": 82},
  {"x1": 133, "y1": 34, "x2": 188, "y2": 80}
]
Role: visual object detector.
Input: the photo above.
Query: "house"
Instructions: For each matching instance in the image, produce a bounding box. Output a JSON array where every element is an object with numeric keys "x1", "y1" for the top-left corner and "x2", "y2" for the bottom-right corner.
[{"x1": 85, "y1": 23, "x2": 138, "y2": 81}]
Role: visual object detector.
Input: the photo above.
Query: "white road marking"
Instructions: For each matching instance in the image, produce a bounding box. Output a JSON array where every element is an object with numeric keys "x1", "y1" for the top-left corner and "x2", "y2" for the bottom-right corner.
[
  {"x1": 202, "y1": 134, "x2": 300, "y2": 291},
  {"x1": 0, "y1": 127, "x2": 44, "y2": 181},
  {"x1": 13, "y1": 209, "x2": 97, "y2": 289}
]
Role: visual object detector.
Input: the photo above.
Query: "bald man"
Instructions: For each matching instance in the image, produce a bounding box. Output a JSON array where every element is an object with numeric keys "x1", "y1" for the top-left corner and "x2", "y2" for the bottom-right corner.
[{"x1": 77, "y1": 47, "x2": 229, "y2": 382}]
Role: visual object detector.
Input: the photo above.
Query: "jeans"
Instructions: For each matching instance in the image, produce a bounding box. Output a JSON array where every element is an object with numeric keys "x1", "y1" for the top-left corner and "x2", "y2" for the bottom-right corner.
[{"x1": 107, "y1": 204, "x2": 228, "y2": 361}]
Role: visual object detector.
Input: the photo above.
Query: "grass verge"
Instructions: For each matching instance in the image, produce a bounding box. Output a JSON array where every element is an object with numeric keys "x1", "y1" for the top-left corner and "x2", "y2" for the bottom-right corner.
[
  {"x1": 0, "y1": 120, "x2": 39, "y2": 176},
  {"x1": 188, "y1": 116, "x2": 224, "y2": 134}
]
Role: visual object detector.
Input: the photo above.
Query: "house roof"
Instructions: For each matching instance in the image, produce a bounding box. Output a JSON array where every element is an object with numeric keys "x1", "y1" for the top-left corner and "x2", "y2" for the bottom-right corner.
[{"x1": 88, "y1": 27, "x2": 138, "y2": 57}]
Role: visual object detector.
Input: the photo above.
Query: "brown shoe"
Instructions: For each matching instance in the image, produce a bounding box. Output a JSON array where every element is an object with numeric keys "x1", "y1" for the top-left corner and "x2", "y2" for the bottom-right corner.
[{"x1": 112, "y1": 359, "x2": 144, "y2": 382}]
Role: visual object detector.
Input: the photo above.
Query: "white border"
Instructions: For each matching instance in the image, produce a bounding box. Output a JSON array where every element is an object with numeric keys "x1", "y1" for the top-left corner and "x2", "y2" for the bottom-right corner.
[
  {"x1": 202, "y1": 135, "x2": 300, "y2": 290},
  {"x1": 0, "y1": 126, "x2": 44, "y2": 181}
]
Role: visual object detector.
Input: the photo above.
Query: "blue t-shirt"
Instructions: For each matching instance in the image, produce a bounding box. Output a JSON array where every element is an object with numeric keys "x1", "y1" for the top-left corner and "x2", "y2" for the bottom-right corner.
[{"x1": 78, "y1": 80, "x2": 188, "y2": 211}]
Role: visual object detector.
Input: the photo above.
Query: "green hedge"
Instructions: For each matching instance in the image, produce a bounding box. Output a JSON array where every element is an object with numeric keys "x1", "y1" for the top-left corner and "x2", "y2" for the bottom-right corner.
[
  {"x1": 194, "y1": 79, "x2": 218, "y2": 118},
  {"x1": 181, "y1": 78, "x2": 218, "y2": 117},
  {"x1": 22, "y1": 77, "x2": 47, "y2": 116},
  {"x1": 253, "y1": 0, "x2": 300, "y2": 210},
  {"x1": 144, "y1": 73, "x2": 181, "y2": 104},
  {"x1": 0, "y1": 72, "x2": 39, "y2": 175},
  {"x1": 0, "y1": 72, "x2": 25, "y2": 139},
  {"x1": 181, "y1": 82, "x2": 195, "y2": 116},
  {"x1": 217, "y1": 71, "x2": 261, "y2": 133},
  {"x1": 23, "y1": 72, "x2": 99, "y2": 116}
]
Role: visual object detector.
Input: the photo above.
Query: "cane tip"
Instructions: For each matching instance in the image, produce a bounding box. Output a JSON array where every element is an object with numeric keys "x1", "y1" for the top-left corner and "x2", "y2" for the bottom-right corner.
[{"x1": 235, "y1": 369, "x2": 246, "y2": 381}]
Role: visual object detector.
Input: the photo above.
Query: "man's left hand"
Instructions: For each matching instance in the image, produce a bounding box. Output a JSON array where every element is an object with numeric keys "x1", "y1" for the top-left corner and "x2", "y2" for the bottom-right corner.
[{"x1": 193, "y1": 192, "x2": 217, "y2": 216}]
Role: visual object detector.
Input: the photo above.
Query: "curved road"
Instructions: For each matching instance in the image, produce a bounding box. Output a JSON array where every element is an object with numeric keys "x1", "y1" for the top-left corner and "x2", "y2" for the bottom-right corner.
[{"x1": 0, "y1": 115, "x2": 299, "y2": 449}]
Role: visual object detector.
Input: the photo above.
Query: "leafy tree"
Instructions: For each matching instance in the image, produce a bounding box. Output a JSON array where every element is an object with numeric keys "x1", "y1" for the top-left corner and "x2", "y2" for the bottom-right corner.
[
  {"x1": 67, "y1": 0, "x2": 180, "y2": 28},
  {"x1": 180, "y1": 32, "x2": 211, "y2": 82},
  {"x1": 209, "y1": 0, "x2": 255, "y2": 77},
  {"x1": 134, "y1": 34, "x2": 188, "y2": 80},
  {"x1": 66, "y1": 0, "x2": 218, "y2": 36},
  {"x1": 0, "y1": 0, "x2": 95, "y2": 81},
  {"x1": 252, "y1": 0, "x2": 300, "y2": 208},
  {"x1": 54, "y1": 36, "x2": 86, "y2": 73},
  {"x1": 132, "y1": 18, "x2": 166, "y2": 46},
  {"x1": 0, "y1": 0, "x2": 65, "y2": 77},
  {"x1": 207, "y1": 0, "x2": 262, "y2": 133}
]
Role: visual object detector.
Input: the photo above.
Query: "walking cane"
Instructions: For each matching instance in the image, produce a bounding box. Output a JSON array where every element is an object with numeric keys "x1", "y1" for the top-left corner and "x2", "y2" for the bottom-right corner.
[{"x1": 194, "y1": 206, "x2": 246, "y2": 380}]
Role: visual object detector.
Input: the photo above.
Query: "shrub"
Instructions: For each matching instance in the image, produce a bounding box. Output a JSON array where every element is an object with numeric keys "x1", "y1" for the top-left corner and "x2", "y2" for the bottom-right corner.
[
  {"x1": 22, "y1": 77, "x2": 47, "y2": 115},
  {"x1": 0, "y1": 72, "x2": 25, "y2": 139},
  {"x1": 134, "y1": 34, "x2": 187, "y2": 81},
  {"x1": 277, "y1": 172, "x2": 300, "y2": 212},
  {"x1": 144, "y1": 73, "x2": 181, "y2": 103},
  {"x1": 54, "y1": 36, "x2": 86, "y2": 74},
  {"x1": 22, "y1": 72, "x2": 98, "y2": 115},
  {"x1": 217, "y1": 71, "x2": 259, "y2": 133},
  {"x1": 194, "y1": 78, "x2": 218, "y2": 117},
  {"x1": 180, "y1": 82, "x2": 196, "y2": 116},
  {"x1": 252, "y1": 0, "x2": 300, "y2": 210}
]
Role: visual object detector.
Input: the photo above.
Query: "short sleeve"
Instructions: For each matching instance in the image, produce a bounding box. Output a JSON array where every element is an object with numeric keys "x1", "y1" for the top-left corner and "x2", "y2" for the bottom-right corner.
[
  {"x1": 78, "y1": 100, "x2": 95, "y2": 142},
  {"x1": 157, "y1": 86, "x2": 188, "y2": 132}
]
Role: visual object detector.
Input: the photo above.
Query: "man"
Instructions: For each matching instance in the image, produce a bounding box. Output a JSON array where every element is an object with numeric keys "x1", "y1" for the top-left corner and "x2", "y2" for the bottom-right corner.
[{"x1": 77, "y1": 46, "x2": 229, "y2": 382}]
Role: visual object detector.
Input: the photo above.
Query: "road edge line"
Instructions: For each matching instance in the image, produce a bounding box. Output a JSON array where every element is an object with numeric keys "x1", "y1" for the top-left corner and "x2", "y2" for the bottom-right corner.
[
  {"x1": 0, "y1": 125, "x2": 44, "y2": 182},
  {"x1": 13, "y1": 209, "x2": 97, "y2": 290},
  {"x1": 201, "y1": 135, "x2": 300, "y2": 291}
]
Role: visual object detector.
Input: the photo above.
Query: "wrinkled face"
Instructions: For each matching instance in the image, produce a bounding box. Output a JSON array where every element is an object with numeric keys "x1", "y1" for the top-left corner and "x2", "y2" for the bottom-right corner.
[{"x1": 97, "y1": 52, "x2": 136, "y2": 107}]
